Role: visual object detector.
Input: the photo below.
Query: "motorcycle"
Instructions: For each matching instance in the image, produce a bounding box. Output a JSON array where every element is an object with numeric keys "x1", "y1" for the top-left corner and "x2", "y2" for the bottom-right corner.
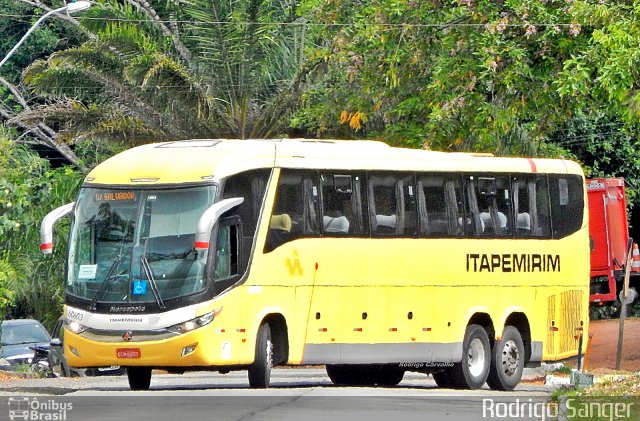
[{"x1": 27, "y1": 345, "x2": 55, "y2": 378}]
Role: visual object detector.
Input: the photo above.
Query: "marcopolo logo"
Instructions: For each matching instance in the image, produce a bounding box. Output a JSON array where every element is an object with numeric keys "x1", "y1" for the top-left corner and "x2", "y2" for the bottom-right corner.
[{"x1": 7, "y1": 397, "x2": 73, "y2": 421}]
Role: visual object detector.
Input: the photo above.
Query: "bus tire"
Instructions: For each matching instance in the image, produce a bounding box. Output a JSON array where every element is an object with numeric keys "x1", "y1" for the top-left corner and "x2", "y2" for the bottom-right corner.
[
  {"x1": 127, "y1": 367, "x2": 152, "y2": 390},
  {"x1": 432, "y1": 370, "x2": 452, "y2": 388},
  {"x1": 248, "y1": 323, "x2": 273, "y2": 388},
  {"x1": 326, "y1": 365, "x2": 374, "y2": 386},
  {"x1": 60, "y1": 361, "x2": 70, "y2": 378},
  {"x1": 487, "y1": 326, "x2": 524, "y2": 391},
  {"x1": 326, "y1": 365, "x2": 354, "y2": 385},
  {"x1": 326, "y1": 365, "x2": 403, "y2": 387},
  {"x1": 375, "y1": 366, "x2": 404, "y2": 387},
  {"x1": 449, "y1": 324, "x2": 490, "y2": 389}
]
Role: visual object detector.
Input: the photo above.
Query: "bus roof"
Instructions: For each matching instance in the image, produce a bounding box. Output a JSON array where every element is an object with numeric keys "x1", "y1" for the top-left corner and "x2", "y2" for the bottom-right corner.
[{"x1": 84, "y1": 139, "x2": 583, "y2": 186}]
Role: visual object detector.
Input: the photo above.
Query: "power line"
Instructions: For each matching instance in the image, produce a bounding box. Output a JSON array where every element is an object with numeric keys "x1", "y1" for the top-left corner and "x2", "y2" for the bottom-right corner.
[{"x1": 0, "y1": 13, "x2": 582, "y2": 29}]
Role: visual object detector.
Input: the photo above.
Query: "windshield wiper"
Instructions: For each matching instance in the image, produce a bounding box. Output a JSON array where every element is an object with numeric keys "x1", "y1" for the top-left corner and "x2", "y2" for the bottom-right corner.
[
  {"x1": 3, "y1": 341, "x2": 44, "y2": 346},
  {"x1": 88, "y1": 255, "x2": 123, "y2": 311},
  {"x1": 141, "y1": 256, "x2": 166, "y2": 309}
]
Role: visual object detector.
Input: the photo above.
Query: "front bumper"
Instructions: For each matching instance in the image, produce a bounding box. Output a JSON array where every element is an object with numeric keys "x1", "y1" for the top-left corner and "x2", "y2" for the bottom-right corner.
[{"x1": 63, "y1": 325, "x2": 252, "y2": 368}]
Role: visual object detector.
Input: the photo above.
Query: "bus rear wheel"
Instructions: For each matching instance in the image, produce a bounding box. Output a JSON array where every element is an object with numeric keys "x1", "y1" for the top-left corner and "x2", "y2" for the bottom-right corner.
[
  {"x1": 127, "y1": 367, "x2": 152, "y2": 390},
  {"x1": 487, "y1": 326, "x2": 524, "y2": 391},
  {"x1": 248, "y1": 323, "x2": 273, "y2": 388},
  {"x1": 449, "y1": 324, "x2": 490, "y2": 389}
]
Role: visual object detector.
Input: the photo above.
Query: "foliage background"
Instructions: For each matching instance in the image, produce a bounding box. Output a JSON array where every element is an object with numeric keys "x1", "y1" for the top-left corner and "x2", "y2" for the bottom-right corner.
[{"x1": 2, "y1": 0, "x2": 640, "y2": 327}]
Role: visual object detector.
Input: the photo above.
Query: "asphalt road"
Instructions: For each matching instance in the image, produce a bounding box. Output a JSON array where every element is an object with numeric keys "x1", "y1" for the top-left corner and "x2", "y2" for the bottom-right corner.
[{"x1": 0, "y1": 369, "x2": 554, "y2": 421}]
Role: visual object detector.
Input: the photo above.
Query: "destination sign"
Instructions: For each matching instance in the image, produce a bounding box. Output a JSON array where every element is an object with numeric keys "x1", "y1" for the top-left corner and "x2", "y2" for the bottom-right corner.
[{"x1": 94, "y1": 191, "x2": 137, "y2": 202}]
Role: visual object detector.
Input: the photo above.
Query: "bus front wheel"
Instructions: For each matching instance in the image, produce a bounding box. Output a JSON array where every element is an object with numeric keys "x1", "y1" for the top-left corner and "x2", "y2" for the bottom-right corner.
[
  {"x1": 450, "y1": 324, "x2": 490, "y2": 389},
  {"x1": 248, "y1": 323, "x2": 273, "y2": 388},
  {"x1": 487, "y1": 326, "x2": 524, "y2": 391},
  {"x1": 127, "y1": 367, "x2": 152, "y2": 390}
]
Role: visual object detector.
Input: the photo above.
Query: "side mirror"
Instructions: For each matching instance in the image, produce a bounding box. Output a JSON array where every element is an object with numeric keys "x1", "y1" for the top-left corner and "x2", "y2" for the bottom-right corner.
[
  {"x1": 50, "y1": 338, "x2": 62, "y2": 347},
  {"x1": 194, "y1": 197, "x2": 244, "y2": 252},
  {"x1": 40, "y1": 202, "x2": 75, "y2": 255}
]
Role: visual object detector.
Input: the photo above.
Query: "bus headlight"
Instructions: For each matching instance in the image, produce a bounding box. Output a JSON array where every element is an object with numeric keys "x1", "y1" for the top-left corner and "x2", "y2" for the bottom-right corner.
[
  {"x1": 168, "y1": 309, "x2": 218, "y2": 334},
  {"x1": 65, "y1": 320, "x2": 87, "y2": 334}
]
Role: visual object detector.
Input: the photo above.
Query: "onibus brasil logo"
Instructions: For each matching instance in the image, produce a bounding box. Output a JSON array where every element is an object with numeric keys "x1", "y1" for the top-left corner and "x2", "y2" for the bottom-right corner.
[{"x1": 8, "y1": 397, "x2": 72, "y2": 421}]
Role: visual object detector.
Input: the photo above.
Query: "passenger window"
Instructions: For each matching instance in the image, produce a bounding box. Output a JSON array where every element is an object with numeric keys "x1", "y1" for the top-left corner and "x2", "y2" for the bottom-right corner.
[
  {"x1": 321, "y1": 173, "x2": 368, "y2": 236},
  {"x1": 265, "y1": 170, "x2": 320, "y2": 252},
  {"x1": 417, "y1": 174, "x2": 464, "y2": 237},
  {"x1": 473, "y1": 175, "x2": 512, "y2": 237},
  {"x1": 549, "y1": 174, "x2": 584, "y2": 238},
  {"x1": 368, "y1": 173, "x2": 417, "y2": 237},
  {"x1": 513, "y1": 175, "x2": 551, "y2": 238}
]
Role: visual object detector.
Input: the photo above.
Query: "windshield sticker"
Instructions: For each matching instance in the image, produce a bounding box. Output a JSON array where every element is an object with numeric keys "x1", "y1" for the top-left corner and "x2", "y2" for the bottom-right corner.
[
  {"x1": 94, "y1": 191, "x2": 137, "y2": 202},
  {"x1": 78, "y1": 264, "x2": 97, "y2": 279},
  {"x1": 132, "y1": 280, "x2": 148, "y2": 296}
]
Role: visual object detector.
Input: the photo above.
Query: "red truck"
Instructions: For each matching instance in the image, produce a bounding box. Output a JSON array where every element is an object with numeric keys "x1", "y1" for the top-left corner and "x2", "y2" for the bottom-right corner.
[{"x1": 587, "y1": 177, "x2": 639, "y2": 304}]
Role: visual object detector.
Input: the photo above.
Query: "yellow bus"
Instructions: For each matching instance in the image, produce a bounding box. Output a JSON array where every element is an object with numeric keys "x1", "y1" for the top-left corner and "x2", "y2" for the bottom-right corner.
[{"x1": 41, "y1": 139, "x2": 589, "y2": 391}]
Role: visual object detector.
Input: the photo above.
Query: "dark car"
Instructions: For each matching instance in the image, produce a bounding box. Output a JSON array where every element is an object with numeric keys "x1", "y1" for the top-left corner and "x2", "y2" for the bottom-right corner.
[
  {"x1": 48, "y1": 317, "x2": 125, "y2": 377},
  {"x1": 0, "y1": 319, "x2": 51, "y2": 367}
]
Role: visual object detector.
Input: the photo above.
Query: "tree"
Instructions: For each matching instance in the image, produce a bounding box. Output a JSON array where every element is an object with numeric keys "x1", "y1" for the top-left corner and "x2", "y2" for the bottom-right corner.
[
  {"x1": 15, "y1": 0, "x2": 319, "y2": 145},
  {"x1": 296, "y1": 0, "x2": 591, "y2": 155},
  {"x1": 555, "y1": 1, "x2": 640, "y2": 123},
  {"x1": 0, "y1": 129, "x2": 81, "y2": 327},
  {"x1": 0, "y1": 0, "x2": 91, "y2": 170}
]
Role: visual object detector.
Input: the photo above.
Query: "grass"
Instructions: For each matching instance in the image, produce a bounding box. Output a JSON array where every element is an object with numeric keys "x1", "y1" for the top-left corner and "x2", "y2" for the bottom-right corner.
[{"x1": 551, "y1": 372, "x2": 640, "y2": 401}]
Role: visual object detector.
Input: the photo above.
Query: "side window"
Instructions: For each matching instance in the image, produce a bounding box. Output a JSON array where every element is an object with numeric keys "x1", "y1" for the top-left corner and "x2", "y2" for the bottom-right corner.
[
  {"x1": 418, "y1": 174, "x2": 465, "y2": 237},
  {"x1": 464, "y1": 176, "x2": 484, "y2": 236},
  {"x1": 549, "y1": 174, "x2": 584, "y2": 238},
  {"x1": 474, "y1": 175, "x2": 512, "y2": 237},
  {"x1": 513, "y1": 175, "x2": 551, "y2": 238},
  {"x1": 212, "y1": 217, "x2": 241, "y2": 294},
  {"x1": 222, "y1": 169, "x2": 270, "y2": 236},
  {"x1": 368, "y1": 173, "x2": 417, "y2": 237},
  {"x1": 320, "y1": 173, "x2": 368, "y2": 236},
  {"x1": 222, "y1": 169, "x2": 270, "y2": 272},
  {"x1": 265, "y1": 170, "x2": 320, "y2": 252}
]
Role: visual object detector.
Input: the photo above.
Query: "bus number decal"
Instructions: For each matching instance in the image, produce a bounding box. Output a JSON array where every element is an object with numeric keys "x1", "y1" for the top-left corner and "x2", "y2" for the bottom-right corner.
[{"x1": 67, "y1": 310, "x2": 84, "y2": 322}]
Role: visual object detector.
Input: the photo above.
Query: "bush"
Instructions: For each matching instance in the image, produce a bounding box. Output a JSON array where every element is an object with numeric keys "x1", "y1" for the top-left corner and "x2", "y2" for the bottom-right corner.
[{"x1": 0, "y1": 133, "x2": 82, "y2": 329}]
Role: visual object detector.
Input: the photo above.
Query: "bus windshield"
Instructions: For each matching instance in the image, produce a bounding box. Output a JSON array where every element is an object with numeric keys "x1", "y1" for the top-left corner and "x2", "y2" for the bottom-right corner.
[{"x1": 67, "y1": 185, "x2": 216, "y2": 304}]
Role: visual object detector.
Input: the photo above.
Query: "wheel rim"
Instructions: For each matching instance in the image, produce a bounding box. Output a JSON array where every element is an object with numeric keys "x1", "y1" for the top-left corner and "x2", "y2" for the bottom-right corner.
[
  {"x1": 500, "y1": 339, "x2": 520, "y2": 376},
  {"x1": 467, "y1": 338, "x2": 486, "y2": 377},
  {"x1": 265, "y1": 339, "x2": 273, "y2": 369}
]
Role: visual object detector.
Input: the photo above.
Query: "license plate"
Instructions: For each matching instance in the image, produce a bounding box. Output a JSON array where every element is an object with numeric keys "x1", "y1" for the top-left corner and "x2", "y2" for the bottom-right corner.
[
  {"x1": 98, "y1": 366, "x2": 121, "y2": 371},
  {"x1": 116, "y1": 348, "x2": 141, "y2": 358}
]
